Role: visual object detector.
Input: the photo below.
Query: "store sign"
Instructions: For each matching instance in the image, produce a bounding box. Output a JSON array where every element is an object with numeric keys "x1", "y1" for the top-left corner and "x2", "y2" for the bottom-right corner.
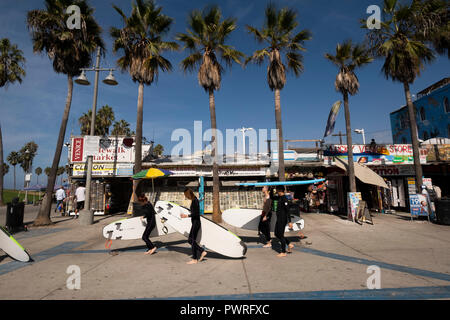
[
  {"x1": 73, "y1": 163, "x2": 134, "y2": 177},
  {"x1": 162, "y1": 167, "x2": 267, "y2": 177},
  {"x1": 324, "y1": 144, "x2": 428, "y2": 165},
  {"x1": 425, "y1": 144, "x2": 450, "y2": 162},
  {"x1": 370, "y1": 165, "x2": 415, "y2": 176},
  {"x1": 70, "y1": 136, "x2": 150, "y2": 163}
]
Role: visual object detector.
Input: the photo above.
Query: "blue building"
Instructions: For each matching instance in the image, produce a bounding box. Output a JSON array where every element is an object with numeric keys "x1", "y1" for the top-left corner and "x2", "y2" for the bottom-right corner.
[{"x1": 390, "y1": 78, "x2": 450, "y2": 144}]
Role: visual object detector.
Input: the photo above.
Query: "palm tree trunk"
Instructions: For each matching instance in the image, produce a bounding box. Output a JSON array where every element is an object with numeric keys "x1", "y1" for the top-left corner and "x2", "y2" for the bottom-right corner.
[
  {"x1": 403, "y1": 81, "x2": 423, "y2": 192},
  {"x1": 343, "y1": 91, "x2": 356, "y2": 192},
  {"x1": 0, "y1": 123, "x2": 4, "y2": 206},
  {"x1": 274, "y1": 89, "x2": 285, "y2": 181},
  {"x1": 13, "y1": 166, "x2": 16, "y2": 191},
  {"x1": 34, "y1": 75, "x2": 74, "y2": 226},
  {"x1": 132, "y1": 82, "x2": 145, "y2": 204},
  {"x1": 209, "y1": 88, "x2": 221, "y2": 223}
]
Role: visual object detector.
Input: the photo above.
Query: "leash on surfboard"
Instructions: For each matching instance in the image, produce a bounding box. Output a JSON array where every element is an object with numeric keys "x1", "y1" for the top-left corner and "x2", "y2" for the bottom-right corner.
[{"x1": 105, "y1": 231, "x2": 113, "y2": 250}]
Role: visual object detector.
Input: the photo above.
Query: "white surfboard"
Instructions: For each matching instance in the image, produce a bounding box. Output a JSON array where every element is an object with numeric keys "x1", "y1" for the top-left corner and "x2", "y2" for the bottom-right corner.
[
  {"x1": 222, "y1": 208, "x2": 305, "y2": 232},
  {"x1": 103, "y1": 216, "x2": 176, "y2": 240},
  {"x1": 0, "y1": 226, "x2": 32, "y2": 262},
  {"x1": 155, "y1": 201, "x2": 247, "y2": 258}
]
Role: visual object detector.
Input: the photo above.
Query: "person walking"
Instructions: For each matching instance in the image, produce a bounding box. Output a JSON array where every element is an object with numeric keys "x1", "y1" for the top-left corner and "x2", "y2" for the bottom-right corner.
[
  {"x1": 55, "y1": 186, "x2": 66, "y2": 215},
  {"x1": 74, "y1": 183, "x2": 86, "y2": 219},
  {"x1": 180, "y1": 188, "x2": 207, "y2": 265},
  {"x1": 274, "y1": 186, "x2": 294, "y2": 257},
  {"x1": 137, "y1": 193, "x2": 157, "y2": 255},
  {"x1": 259, "y1": 186, "x2": 273, "y2": 248}
]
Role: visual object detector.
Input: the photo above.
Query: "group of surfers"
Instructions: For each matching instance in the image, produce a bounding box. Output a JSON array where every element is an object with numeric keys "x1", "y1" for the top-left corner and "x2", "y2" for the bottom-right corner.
[{"x1": 136, "y1": 185, "x2": 299, "y2": 265}]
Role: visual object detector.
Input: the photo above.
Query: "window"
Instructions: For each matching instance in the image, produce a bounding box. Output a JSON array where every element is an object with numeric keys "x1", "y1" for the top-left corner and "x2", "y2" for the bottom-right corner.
[
  {"x1": 445, "y1": 97, "x2": 450, "y2": 113},
  {"x1": 448, "y1": 124, "x2": 450, "y2": 138},
  {"x1": 423, "y1": 131, "x2": 429, "y2": 141},
  {"x1": 420, "y1": 107, "x2": 426, "y2": 121},
  {"x1": 402, "y1": 137, "x2": 407, "y2": 144}
]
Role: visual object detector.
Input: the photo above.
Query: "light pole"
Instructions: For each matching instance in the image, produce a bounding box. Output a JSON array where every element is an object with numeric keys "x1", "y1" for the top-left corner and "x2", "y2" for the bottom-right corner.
[
  {"x1": 24, "y1": 149, "x2": 30, "y2": 204},
  {"x1": 239, "y1": 127, "x2": 254, "y2": 157},
  {"x1": 75, "y1": 47, "x2": 118, "y2": 225},
  {"x1": 354, "y1": 129, "x2": 366, "y2": 145}
]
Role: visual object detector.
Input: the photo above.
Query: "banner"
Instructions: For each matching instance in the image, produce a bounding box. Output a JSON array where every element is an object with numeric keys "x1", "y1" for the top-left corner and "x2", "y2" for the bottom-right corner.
[{"x1": 324, "y1": 101, "x2": 342, "y2": 138}]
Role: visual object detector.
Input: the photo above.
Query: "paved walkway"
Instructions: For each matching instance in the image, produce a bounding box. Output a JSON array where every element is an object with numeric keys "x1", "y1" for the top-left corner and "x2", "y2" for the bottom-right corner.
[{"x1": 0, "y1": 205, "x2": 449, "y2": 300}]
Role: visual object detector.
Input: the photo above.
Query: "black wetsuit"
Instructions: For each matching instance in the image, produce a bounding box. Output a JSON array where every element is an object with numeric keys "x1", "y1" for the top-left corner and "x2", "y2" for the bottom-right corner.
[
  {"x1": 275, "y1": 195, "x2": 291, "y2": 253},
  {"x1": 188, "y1": 198, "x2": 205, "y2": 260},
  {"x1": 141, "y1": 202, "x2": 157, "y2": 250},
  {"x1": 258, "y1": 197, "x2": 272, "y2": 243}
]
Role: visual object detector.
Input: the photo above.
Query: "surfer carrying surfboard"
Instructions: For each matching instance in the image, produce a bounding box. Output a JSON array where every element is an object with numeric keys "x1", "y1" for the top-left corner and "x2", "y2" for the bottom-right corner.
[
  {"x1": 180, "y1": 188, "x2": 208, "y2": 265},
  {"x1": 259, "y1": 186, "x2": 273, "y2": 248},
  {"x1": 137, "y1": 194, "x2": 158, "y2": 255},
  {"x1": 274, "y1": 186, "x2": 295, "y2": 257}
]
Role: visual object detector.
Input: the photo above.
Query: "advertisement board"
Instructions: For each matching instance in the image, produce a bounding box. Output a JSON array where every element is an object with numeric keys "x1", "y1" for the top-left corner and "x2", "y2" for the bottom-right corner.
[
  {"x1": 324, "y1": 144, "x2": 428, "y2": 165},
  {"x1": 347, "y1": 192, "x2": 362, "y2": 221},
  {"x1": 409, "y1": 194, "x2": 430, "y2": 217},
  {"x1": 72, "y1": 163, "x2": 134, "y2": 177}
]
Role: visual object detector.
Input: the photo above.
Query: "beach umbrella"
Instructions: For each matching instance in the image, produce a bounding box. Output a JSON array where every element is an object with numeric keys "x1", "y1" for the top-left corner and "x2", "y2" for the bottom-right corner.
[{"x1": 132, "y1": 168, "x2": 173, "y2": 194}]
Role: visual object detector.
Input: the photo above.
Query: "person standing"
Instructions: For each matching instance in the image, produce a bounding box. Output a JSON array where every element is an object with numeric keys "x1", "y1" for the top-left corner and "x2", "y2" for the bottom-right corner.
[
  {"x1": 274, "y1": 186, "x2": 294, "y2": 257},
  {"x1": 55, "y1": 186, "x2": 66, "y2": 215},
  {"x1": 180, "y1": 188, "x2": 207, "y2": 265},
  {"x1": 137, "y1": 193, "x2": 157, "y2": 255},
  {"x1": 259, "y1": 186, "x2": 273, "y2": 248},
  {"x1": 74, "y1": 184, "x2": 86, "y2": 219}
]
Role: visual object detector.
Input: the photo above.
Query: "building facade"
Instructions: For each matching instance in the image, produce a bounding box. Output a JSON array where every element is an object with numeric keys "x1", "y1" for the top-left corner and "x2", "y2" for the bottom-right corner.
[{"x1": 390, "y1": 78, "x2": 450, "y2": 144}]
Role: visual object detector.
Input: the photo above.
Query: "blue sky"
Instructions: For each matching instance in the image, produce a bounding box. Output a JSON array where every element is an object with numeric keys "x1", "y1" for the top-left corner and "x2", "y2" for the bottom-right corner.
[{"x1": 1, "y1": 0, "x2": 449, "y2": 189}]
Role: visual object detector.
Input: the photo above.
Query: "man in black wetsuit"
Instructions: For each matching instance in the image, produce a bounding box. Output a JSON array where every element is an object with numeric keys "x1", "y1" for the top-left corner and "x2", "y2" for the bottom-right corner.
[
  {"x1": 275, "y1": 186, "x2": 295, "y2": 257},
  {"x1": 180, "y1": 188, "x2": 208, "y2": 264},
  {"x1": 137, "y1": 194, "x2": 157, "y2": 255}
]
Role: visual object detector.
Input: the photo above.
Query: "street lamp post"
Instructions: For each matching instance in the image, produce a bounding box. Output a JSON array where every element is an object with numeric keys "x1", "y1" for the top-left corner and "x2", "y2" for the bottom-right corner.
[
  {"x1": 354, "y1": 129, "x2": 366, "y2": 145},
  {"x1": 75, "y1": 47, "x2": 118, "y2": 226},
  {"x1": 239, "y1": 127, "x2": 254, "y2": 159}
]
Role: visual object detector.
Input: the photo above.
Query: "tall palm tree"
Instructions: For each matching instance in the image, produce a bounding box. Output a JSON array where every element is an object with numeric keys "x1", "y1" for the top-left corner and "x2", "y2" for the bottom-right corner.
[
  {"x1": 0, "y1": 38, "x2": 26, "y2": 206},
  {"x1": 110, "y1": 0, "x2": 178, "y2": 201},
  {"x1": 177, "y1": 5, "x2": 245, "y2": 222},
  {"x1": 96, "y1": 105, "x2": 115, "y2": 135},
  {"x1": 35, "y1": 167, "x2": 43, "y2": 184},
  {"x1": 111, "y1": 119, "x2": 134, "y2": 136},
  {"x1": 7, "y1": 151, "x2": 20, "y2": 191},
  {"x1": 363, "y1": 0, "x2": 445, "y2": 192},
  {"x1": 246, "y1": 3, "x2": 312, "y2": 181},
  {"x1": 325, "y1": 41, "x2": 373, "y2": 192},
  {"x1": 79, "y1": 110, "x2": 93, "y2": 135},
  {"x1": 27, "y1": 0, "x2": 104, "y2": 225}
]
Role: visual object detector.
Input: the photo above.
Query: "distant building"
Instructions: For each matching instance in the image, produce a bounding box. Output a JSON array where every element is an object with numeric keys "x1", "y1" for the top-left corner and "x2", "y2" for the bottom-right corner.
[{"x1": 390, "y1": 77, "x2": 450, "y2": 144}]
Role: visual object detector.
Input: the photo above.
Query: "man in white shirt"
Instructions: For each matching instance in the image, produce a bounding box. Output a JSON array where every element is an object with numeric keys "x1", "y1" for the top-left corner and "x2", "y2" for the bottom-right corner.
[
  {"x1": 55, "y1": 187, "x2": 66, "y2": 215},
  {"x1": 75, "y1": 184, "x2": 86, "y2": 219}
]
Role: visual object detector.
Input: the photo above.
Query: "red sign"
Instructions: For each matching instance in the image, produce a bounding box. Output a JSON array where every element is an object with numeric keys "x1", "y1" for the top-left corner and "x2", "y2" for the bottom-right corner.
[{"x1": 72, "y1": 138, "x2": 84, "y2": 162}]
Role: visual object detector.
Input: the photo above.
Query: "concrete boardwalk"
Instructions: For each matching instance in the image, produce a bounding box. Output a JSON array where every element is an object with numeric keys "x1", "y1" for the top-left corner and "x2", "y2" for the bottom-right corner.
[{"x1": 0, "y1": 205, "x2": 449, "y2": 300}]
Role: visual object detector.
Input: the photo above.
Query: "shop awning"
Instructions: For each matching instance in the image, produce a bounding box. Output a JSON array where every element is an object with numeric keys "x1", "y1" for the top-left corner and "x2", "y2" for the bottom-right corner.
[{"x1": 334, "y1": 158, "x2": 389, "y2": 189}]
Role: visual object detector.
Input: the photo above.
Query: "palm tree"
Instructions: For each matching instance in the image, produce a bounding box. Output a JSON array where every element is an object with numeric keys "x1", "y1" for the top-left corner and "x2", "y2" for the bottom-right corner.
[
  {"x1": 27, "y1": 0, "x2": 104, "y2": 225},
  {"x1": 44, "y1": 167, "x2": 51, "y2": 183},
  {"x1": 7, "y1": 151, "x2": 20, "y2": 190},
  {"x1": 35, "y1": 167, "x2": 43, "y2": 184},
  {"x1": 325, "y1": 41, "x2": 373, "y2": 192},
  {"x1": 57, "y1": 166, "x2": 65, "y2": 185},
  {"x1": 1, "y1": 163, "x2": 8, "y2": 177},
  {"x1": 363, "y1": 0, "x2": 446, "y2": 192},
  {"x1": 246, "y1": 3, "x2": 312, "y2": 181},
  {"x1": 96, "y1": 105, "x2": 115, "y2": 136},
  {"x1": 177, "y1": 6, "x2": 245, "y2": 222},
  {"x1": 0, "y1": 38, "x2": 26, "y2": 206},
  {"x1": 111, "y1": 0, "x2": 178, "y2": 203},
  {"x1": 79, "y1": 105, "x2": 116, "y2": 135},
  {"x1": 111, "y1": 119, "x2": 134, "y2": 136}
]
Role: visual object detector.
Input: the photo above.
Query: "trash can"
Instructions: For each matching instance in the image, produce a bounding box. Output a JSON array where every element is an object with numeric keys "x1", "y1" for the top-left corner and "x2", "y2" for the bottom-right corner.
[
  {"x1": 5, "y1": 197, "x2": 26, "y2": 233},
  {"x1": 435, "y1": 198, "x2": 450, "y2": 225}
]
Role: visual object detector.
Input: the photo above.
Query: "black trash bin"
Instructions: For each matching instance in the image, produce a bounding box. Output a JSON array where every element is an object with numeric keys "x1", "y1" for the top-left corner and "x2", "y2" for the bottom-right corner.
[
  {"x1": 6, "y1": 197, "x2": 26, "y2": 233},
  {"x1": 435, "y1": 198, "x2": 450, "y2": 225}
]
